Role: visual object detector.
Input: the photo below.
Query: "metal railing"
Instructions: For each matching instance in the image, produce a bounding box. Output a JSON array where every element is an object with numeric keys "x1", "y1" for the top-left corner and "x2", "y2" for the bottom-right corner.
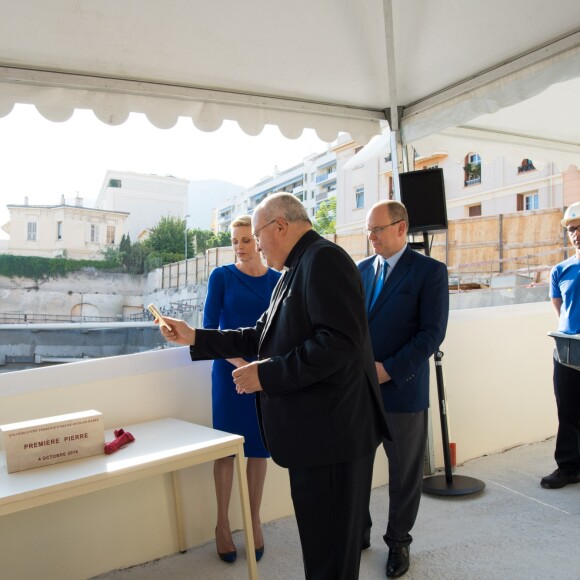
[{"x1": 0, "y1": 313, "x2": 137, "y2": 324}]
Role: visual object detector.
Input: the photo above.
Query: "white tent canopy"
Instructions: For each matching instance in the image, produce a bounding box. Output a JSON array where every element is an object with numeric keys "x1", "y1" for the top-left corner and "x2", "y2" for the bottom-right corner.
[
  {"x1": 1, "y1": 0, "x2": 580, "y2": 147},
  {"x1": 349, "y1": 74, "x2": 580, "y2": 171}
]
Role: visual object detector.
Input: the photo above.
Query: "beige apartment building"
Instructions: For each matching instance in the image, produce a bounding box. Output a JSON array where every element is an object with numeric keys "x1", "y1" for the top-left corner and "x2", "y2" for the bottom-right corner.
[
  {"x1": 214, "y1": 132, "x2": 577, "y2": 241},
  {"x1": 1, "y1": 195, "x2": 128, "y2": 260},
  {"x1": 334, "y1": 133, "x2": 580, "y2": 236}
]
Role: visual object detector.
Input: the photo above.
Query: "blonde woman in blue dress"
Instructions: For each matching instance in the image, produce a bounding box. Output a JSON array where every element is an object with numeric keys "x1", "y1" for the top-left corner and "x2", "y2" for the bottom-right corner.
[{"x1": 203, "y1": 215, "x2": 281, "y2": 563}]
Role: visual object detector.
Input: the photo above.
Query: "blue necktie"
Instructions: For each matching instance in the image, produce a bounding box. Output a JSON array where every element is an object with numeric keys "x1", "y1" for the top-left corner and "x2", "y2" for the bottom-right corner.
[{"x1": 369, "y1": 260, "x2": 388, "y2": 311}]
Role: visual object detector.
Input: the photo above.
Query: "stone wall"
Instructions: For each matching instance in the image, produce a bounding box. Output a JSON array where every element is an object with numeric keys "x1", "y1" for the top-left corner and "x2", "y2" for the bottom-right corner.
[{"x1": 0, "y1": 271, "x2": 146, "y2": 320}]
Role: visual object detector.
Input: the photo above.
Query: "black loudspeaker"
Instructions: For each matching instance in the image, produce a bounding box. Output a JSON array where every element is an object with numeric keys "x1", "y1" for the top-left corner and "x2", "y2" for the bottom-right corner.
[{"x1": 399, "y1": 168, "x2": 448, "y2": 233}]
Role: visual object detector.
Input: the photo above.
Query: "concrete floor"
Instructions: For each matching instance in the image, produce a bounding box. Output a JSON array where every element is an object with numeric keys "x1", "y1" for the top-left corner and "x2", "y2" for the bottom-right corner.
[{"x1": 93, "y1": 438, "x2": 580, "y2": 580}]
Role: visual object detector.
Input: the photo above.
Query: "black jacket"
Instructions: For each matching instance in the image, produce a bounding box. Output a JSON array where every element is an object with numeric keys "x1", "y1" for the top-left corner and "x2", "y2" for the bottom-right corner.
[{"x1": 192, "y1": 230, "x2": 389, "y2": 468}]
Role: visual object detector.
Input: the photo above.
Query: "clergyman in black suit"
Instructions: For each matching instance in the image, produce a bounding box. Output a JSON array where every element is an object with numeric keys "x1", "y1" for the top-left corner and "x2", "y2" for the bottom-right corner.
[{"x1": 160, "y1": 192, "x2": 389, "y2": 579}]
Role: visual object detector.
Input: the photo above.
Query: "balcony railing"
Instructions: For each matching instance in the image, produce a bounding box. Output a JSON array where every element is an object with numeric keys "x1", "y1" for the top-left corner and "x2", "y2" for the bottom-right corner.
[
  {"x1": 464, "y1": 176, "x2": 482, "y2": 186},
  {"x1": 0, "y1": 312, "x2": 131, "y2": 324},
  {"x1": 315, "y1": 170, "x2": 336, "y2": 184}
]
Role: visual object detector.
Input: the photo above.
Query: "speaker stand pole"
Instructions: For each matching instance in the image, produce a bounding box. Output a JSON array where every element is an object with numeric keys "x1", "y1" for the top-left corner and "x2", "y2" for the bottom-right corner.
[
  {"x1": 412, "y1": 231, "x2": 485, "y2": 496},
  {"x1": 422, "y1": 350, "x2": 486, "y2": 496}
]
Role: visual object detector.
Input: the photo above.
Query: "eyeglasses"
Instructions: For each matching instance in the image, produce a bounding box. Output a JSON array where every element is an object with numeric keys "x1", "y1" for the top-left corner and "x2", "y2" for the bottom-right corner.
[
  {"x1": 565, "y1": 225, "x2": 580, "y2": 234},
  {"x1": 253, "y1": 219, "x2": 277, "y2": 241},
  {"x1": 366, "y1": 220, "x2": 403, "y2": 235}
]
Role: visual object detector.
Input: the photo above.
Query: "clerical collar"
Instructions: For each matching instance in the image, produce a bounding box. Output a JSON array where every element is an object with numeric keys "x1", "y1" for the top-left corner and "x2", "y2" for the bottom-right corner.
[{"x1": 284, "y1": 229, "x2": 321, "y2": 270}]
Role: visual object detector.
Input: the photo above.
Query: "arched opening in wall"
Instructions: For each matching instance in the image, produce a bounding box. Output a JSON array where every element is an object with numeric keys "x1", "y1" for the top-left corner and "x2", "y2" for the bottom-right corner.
[
  {"x1": 518, "y1": 158, "x2": 536, "y2": 173},
  {"x1": 71, "y1": 303, "x2": 100, "y2": 320},
  {"x1": 463, "y1": 153, "x2": 482, "y2": 186}
]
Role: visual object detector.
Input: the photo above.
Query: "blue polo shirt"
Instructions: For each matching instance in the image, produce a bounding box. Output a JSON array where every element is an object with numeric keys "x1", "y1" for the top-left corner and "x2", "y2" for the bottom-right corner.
[{"x1": 550, "y1": 255, "x2": 580, "y2": 334}]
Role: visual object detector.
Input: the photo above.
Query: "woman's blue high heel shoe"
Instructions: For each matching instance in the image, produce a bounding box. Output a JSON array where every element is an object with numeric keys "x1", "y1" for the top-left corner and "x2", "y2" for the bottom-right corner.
[
  {"x1": 216, "y1": 528, "x2": 237, "y2": 563},
  {"x1": 218, "y1": 549, "x2": 237, "y2": 563},
  {"x1": 255, "y1": 544, "x2": 264, "y2": 562}
]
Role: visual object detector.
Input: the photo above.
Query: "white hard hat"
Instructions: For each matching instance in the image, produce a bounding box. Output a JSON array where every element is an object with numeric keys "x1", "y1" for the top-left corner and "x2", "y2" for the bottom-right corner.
[{"x1": 561, "y1": 201, "x2": 580, "y2": 227}]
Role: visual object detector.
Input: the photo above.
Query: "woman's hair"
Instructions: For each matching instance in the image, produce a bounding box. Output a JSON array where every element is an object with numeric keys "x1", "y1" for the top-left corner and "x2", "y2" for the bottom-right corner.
[{"x1": 230, "y1": 215, "x2": 252, "y2": 228}]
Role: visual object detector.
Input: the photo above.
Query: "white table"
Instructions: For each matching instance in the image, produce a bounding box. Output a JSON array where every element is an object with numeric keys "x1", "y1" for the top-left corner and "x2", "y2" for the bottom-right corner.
[{"x1": 0, "y1": 417, "x2": 258, "y2": 579}]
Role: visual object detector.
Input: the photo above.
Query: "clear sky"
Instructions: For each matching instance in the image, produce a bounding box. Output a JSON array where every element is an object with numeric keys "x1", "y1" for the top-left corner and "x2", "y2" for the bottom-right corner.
[{"x1": 0, "y1": 104, "x2": 329, "y2": 239}]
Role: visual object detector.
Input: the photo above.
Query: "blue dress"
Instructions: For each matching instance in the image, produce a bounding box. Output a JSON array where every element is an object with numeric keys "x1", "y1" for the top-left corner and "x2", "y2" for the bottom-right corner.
[{"x1": 203, "y1": 264, "x2": 281, "y2": 457}]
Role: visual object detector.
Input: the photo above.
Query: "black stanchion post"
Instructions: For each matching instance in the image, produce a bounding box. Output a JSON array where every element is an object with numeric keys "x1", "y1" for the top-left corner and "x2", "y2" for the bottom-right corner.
[
  {"x1": 422, "y1": 349, "x2": 486, "y2": 496},
  {"x1": 434, "y1": 350, "x2": 453, "y2": 484},
  {"x1": 410, "y1": 230, "x2": 485, "y2": 496}
]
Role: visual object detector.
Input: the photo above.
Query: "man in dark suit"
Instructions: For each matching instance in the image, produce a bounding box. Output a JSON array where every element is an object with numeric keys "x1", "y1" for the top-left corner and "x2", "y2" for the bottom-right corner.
[
  {"x1": 161, "y1": 192, "x2": 389, "y2": 579},
  {"x1": 358, "y1": 200, "x2": 449, "y2": 578}
]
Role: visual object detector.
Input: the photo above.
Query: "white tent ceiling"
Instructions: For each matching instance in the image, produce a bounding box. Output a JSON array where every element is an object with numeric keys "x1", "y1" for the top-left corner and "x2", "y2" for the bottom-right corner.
[
  {"x1": 410, "y1": 74, "x2": 580, "y2": 169},
  {"x1": 1, "y1": 0, "x2": 580, "y2": 148}
]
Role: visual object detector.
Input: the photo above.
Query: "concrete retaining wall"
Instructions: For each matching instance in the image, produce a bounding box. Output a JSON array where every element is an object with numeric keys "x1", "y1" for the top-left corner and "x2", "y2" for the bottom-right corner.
[{"x1": 0, "y1": 272, "x2": 146, "y2": 319}]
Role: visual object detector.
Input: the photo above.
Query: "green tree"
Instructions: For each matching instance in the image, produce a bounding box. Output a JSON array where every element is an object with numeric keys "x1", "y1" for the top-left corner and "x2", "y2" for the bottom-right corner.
[
  {"x1": 100, "y1": 246, "x2": 123, "y2": 267},
  {"x1": 189, "y1": 228, "x2": 215, "y2": 255},
  {"x1": 313, "y1": 197, "x2": 336, "y2": 234},
  {"x1": 124, "y1": 241, "x2": 149, "y2": 274},
  {"x1": 145, "y1": 216, "x2": 191, "y2": 258},
  {"x1": 188, "y1": 229, "x2": 231, "y2": 254},
  {"x1": 119, "y1": 233, "x2": 131, "y2": 256},
  {"x1": 141, "y1": 219, "x2": 232, "y2": 265},
  {"x1": 144, "y1": 252, "x2": 164, "y2": 274},
  {"x1": 208, "y1": 230, "x2": 232, "y2": 249}
]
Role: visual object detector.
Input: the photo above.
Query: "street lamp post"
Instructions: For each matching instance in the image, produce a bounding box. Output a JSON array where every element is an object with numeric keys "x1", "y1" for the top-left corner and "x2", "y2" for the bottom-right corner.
[{"x1": 184, "y1": 214, "x2": 190, "y2": 286}]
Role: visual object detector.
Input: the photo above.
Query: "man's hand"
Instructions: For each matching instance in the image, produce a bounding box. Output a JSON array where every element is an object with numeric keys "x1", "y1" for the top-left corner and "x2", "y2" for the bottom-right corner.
[
  {"x1": 232, "y1": 361, "x2": 264, "y2": 394},
  {"x1": 158, "y1": 317, "x2": 196, "y2": 345},
  {"x1": 375, "y1": 361, "x2": 391, "y2": 384}
]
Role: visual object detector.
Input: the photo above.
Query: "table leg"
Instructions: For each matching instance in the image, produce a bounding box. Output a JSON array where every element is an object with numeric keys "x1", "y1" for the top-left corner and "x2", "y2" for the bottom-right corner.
[
  {"x1": 234, "y1": 443, "x2": 258, "y2": 579},
  {"x1": 171, "y1": 471, "x2": 187, "y2": 553}
]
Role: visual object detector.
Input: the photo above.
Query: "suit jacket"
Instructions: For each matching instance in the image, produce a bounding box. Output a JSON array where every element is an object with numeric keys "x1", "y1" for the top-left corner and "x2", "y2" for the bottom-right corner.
[
  {"x1": 358, "y1": 246, "x2": 449, "y2": 413},
  {"x1": 192, "y1": 230, "x2": 389, "y2": 469}
]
